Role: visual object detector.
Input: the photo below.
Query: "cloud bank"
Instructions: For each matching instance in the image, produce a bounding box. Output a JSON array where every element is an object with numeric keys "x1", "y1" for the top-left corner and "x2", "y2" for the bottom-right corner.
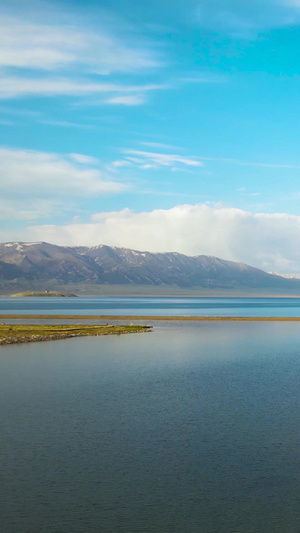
[{"x1": 13, "y1": 203, "x2": 300, "y2": 273}]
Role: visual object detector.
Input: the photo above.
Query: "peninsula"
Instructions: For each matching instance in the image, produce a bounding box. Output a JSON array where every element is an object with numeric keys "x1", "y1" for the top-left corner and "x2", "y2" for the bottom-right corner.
[
  {"x1": 0, "y1": 324, "x2": 151, "y2": 345},
  {"x1": 10, "y1": 291, "x2": 77, "y2": 297}
]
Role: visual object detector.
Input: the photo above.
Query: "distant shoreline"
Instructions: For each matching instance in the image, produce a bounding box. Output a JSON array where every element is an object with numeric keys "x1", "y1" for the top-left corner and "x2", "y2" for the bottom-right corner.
[
  {"x1": 9, "y1": 291, "x2": 77, "y2": 297},
  {"x1": 2, "y1": 314, "x2": 300, "y2": 321},
  {"x1": 2, "y1": 291, "x2": 300, "y2": 298},
  {"x1": 3, "y1": 294, "x2": 300, "y2": 298}
]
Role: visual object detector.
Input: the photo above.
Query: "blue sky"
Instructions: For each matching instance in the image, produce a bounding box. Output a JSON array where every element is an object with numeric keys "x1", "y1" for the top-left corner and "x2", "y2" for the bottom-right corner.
[{"x1": 2, "y1": 0, "x2": 300, "y2": 271}]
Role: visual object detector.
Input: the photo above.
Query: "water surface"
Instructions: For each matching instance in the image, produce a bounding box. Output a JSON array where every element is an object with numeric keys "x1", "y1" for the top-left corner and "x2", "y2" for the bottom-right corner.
[
  {"x1": 1, "y1": 322, "x2": 300, "y2": 532},
  {"x1": 2, "y1": 296, "x2": 300, "y2": 317}
]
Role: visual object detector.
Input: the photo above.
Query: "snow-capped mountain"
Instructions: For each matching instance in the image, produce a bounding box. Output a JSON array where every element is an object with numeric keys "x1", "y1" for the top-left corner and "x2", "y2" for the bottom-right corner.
[{"x1": 0, "y1": 241, "x2": 299, "y2": 292}]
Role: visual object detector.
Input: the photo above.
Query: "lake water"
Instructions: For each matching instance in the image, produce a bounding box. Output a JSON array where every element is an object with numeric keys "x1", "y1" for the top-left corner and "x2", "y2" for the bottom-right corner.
[
  {"x1": 2, "y1": 296, "x2": 300, "y2": 317},
  {"x1": 1, "y1": 322, "x2": 300, "y2": 532}
]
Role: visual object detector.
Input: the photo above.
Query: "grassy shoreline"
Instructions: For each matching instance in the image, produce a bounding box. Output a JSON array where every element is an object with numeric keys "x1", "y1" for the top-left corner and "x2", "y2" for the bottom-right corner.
[
  {"x1": 1, "y1": 314, "x2": 300, "y2": 321},
  {"x1": 0, "y1": 324, "x2": 152, "y2": 345},
  {"x1": 10, "y1": 291, "x2": 77, "y2": 297}
]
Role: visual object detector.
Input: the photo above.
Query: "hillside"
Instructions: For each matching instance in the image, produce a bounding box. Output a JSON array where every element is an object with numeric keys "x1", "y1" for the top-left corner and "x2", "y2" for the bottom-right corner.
[{"x1": 0, "y1": 241, "x2": 299, "y2": 295}]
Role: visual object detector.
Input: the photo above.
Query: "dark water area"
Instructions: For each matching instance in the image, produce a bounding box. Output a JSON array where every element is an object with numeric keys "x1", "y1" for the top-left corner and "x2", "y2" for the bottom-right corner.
[
  {"x1": 1, "y1": 322, "x2": 300, "y2": 532},
  {"x1": 2, "y1": 296, "x2": 300, "y2": 317}
]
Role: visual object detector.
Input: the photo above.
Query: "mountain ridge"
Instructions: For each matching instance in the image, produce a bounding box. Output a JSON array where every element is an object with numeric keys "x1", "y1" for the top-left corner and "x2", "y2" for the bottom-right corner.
[{"x1": 0, "y1": 241, "x2": 299, "y2": 295}]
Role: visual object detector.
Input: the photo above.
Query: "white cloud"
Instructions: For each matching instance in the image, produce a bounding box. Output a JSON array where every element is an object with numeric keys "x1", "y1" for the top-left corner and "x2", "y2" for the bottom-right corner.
[
  {"x1": 23, "y1": 204, "x2": 300, "y2": 273},
  {"x1": 0, "y1": 77, "x2": 166, "y2": 100},
  {"x1": 106, "y1": 95, "x2": 145, "y2": 106},
  {"x1": 0, "y1": 13, "x2": 161, "y2": 74},
  {"x1": 123, "y1": 149, "x2": 203, "y2": 168},
  {"x1": 69, "y1": 153, "x2": 100, "y2": 165},
  {"x1": 0, "y1": 147, "x2": 127, "y2": 220},
  {"x1": 0, "y1": 147, "x2": 125, "y2": 195},
  {"x1": 112, "y1": 160, "x2": 133, "y2": 168},
  {"x1": 140, "y1": 164, "x2": 156, "y2": 170},
  {"x1": 142, "y1": 142, "x2": 182, "y2": 150},
  {"x1": 0, "y1": 197, "x2": 73, "y2": 222},
  {"x1": 176, "y1": 74, "x2": 227, "y2": 83},
  {"x1": 0, "y1": 4, "x2": 164, "y2": 104},
  {"x1": 39, "y1": 120, "x2": 93, "y2": 129}
]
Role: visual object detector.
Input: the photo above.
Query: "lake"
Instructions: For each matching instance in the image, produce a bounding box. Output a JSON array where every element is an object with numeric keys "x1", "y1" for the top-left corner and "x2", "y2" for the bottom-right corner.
[
  {"x1": 1, "y1": 321, "x2": 300, "y2": 532},
  {"x1": 2, "y1": 296, "x2": 300, "y2": 317}
]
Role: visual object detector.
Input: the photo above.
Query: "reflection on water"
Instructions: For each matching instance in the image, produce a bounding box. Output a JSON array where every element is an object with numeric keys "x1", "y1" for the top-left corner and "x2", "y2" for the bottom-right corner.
[{"x1": 1, "y1": 322, "x2": 300, "y2": 532}]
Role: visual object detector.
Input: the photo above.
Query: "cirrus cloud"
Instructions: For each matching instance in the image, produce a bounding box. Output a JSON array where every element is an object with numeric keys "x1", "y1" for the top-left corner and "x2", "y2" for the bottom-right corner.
[
  {"x1": 0, "y1": 3, "x2": 165, "y2": 106},
  {"x1": 0, "y1": 11, "x2": 161, "y2": 74},
  {"x1": 122, "y1": 149, "x2": 203, "y2": 169},
  {"x1": 0, "y1": 77, "x2": 166, "y2": 100},
  {"x1": 0, "y1": 147, "x2": 128, "y2": 221}
]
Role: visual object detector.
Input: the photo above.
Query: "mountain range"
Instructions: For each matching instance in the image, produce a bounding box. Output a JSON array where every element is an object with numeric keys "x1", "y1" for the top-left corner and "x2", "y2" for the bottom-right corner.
[{"x1": 0, "y1": 241, "x2": 299, "y2": 295}]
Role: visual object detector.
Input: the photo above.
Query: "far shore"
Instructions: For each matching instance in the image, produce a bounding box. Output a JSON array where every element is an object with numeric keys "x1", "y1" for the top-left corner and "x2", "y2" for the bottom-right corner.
[
  {"x1": 3, "y1": 294, "x2": 300, "y2": 298},
  {"x1": 2, "y1": 314, "x2": 300, "y2": 321},
  {"x1": 3, "y1": 290, "x2": 300, "y2": 298}
]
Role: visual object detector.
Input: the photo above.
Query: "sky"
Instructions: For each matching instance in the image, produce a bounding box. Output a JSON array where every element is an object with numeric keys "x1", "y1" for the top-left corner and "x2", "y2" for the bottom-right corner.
[{"x1": 2, "y1": 0, "x2": 300, "y2": 272}]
